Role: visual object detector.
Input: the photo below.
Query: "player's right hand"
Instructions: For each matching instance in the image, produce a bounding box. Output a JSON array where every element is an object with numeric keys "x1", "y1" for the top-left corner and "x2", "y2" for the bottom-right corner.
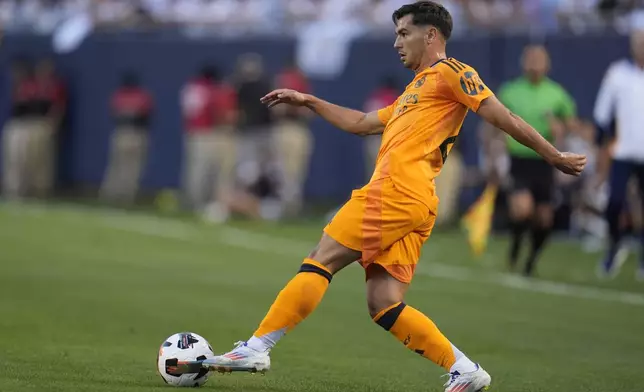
[
  {"x1": 260, "y1": 89, "x2": 309, "y2": 108},
  {"x1": 552, "y1": 152, "x2": 586, "y2": 176}
]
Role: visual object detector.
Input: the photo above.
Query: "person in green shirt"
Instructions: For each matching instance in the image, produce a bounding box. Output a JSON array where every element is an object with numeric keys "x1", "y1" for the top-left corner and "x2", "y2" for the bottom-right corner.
[{"x1": 491, "y1": 45, "x2": 578, "y2": 276}]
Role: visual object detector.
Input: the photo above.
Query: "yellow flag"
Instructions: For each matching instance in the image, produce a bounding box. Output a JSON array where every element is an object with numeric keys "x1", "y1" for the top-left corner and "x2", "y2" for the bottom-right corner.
[{"x1": 461, "y1": 184, "x2": 498, "y2": 257}]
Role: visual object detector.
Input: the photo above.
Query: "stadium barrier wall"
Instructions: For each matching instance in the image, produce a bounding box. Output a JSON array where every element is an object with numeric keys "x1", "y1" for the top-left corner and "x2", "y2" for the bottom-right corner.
[{"x1": 0, "y1": 32, "x2": 630, "y2": 202}]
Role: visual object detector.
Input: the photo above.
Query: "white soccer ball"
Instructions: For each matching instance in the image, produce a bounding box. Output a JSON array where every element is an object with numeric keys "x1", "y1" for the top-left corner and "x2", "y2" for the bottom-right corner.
[{"x1": 157, "y1": 332, "x2": 214, "y2": 387}]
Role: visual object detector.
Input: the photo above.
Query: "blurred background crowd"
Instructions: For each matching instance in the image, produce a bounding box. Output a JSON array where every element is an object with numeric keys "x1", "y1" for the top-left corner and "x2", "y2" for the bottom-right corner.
[
  {"x1": 1, "y1": 0, "x2": 643, "y2": 264},
  {"x1": 2, "y1": 0, "x2": 644, "y2": 36}
]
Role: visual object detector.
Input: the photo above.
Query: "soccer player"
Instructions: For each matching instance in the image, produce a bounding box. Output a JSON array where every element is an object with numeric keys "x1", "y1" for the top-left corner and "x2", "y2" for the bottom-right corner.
[
  {"x1": 203, "y1": 2, "x2": 586, "y2": 391},
  {"x1": 594, "y1": 29, "x2": 644, "y2": 280},
  {"x1": 491, "y1": 45, "x2": 578, "y2": 277}
]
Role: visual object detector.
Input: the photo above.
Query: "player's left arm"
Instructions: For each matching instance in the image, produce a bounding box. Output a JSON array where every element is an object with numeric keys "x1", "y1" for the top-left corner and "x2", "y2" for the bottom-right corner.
[
  {"x1": 477, "y1": 96, "x2": 585, "y2": 176},
  {"x1": 437, "y1": 61, "x2": 584, "y2": 176}
]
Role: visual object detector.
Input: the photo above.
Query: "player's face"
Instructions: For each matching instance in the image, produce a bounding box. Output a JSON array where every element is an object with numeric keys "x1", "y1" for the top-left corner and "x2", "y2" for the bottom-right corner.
[
  {"x1": 394, "y1": 15, "x2": 428, "y2": 69},
  {"x1": 522, "y1": 46, "x2": 550, "y2": 81}
]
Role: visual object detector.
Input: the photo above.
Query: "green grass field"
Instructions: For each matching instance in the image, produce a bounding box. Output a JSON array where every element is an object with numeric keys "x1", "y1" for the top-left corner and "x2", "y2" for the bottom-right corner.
[{"x1": 1, "y1": 202, "x2": 643, "y2": 392}]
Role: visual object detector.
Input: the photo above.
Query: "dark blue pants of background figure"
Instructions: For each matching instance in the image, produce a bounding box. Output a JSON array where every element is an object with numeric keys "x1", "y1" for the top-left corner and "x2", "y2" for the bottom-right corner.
[{"x1": 601, "y1": 159, "x2": 644, "y2": 279}]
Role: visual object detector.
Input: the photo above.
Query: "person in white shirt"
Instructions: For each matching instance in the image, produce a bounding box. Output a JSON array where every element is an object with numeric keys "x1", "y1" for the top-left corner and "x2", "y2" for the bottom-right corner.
[{"x1": 594, "y1": 29, "x2": 644, "y2": 281}]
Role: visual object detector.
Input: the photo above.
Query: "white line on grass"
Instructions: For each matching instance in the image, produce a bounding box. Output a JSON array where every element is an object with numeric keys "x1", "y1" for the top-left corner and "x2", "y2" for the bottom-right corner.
[
  {"x1": 5, "y1": 203, "x2": 644, "y2": 307},
  {"x1": 101, "y1": 215, "x2": 196, "y2": 240},
  {"x1": 97, "y1": 216, "x2": 644, "y2": 307},
  {"x1": 425, "y1": 263, "x2": 644, "y2": 306}
]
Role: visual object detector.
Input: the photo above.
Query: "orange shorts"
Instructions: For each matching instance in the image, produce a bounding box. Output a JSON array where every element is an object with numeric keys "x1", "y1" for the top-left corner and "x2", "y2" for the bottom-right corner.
[{"x1": 324, "y1": 177, "x2": 436, "y2": 284}]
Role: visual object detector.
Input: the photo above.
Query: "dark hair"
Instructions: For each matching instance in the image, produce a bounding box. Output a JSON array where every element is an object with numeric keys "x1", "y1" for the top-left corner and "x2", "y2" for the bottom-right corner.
[{"x1": 392, "y1": 1, "x2": 453, "y2": 40}]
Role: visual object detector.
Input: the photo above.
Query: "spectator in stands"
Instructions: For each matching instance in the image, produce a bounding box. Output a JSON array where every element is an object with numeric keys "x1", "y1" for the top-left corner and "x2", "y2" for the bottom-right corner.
[
  {"x1": 237, "y1": 0, "x2": 281, "y2": 34},
  {"x1": 3, "y1": 57, "x2": 36, "y2": 200},
  {"x1": 462, "y1": 0, "x2": 526, "y2": 33},
  {"x1": 557, "y1": 0, "x2": 603, "y2": 34},
  {"x1": 181, "y1": 65, "x2": 237, "y2": 212},
  {"x1": 100, "y1": 71, "x2": 152, "y2": 205},
  {"x1": 368, "y1": 0, "x2": 409, "y2": 32},
  {"x1": 284, "y1": 0, "x2": 321, "y2": 32},
  {"x1": 600, "y1": 0, "x2": 644, "y2": 32},
  {"x1": 10, "y1": 0, "x2": 644, "y2": 36},
  {"x1": 235, "y1": 53, "x2": 274, "y2": 180},
  {"x1": 32, "y1": 57, "x2": 66, "y2": 198},
  {"x1": 273, "y1": 58, "x2": 313, "y2": 215},
  {"x1": 362, "y1": 75, "x2": 398, "y2": 179},
  {"x1": 434, "y1": 0, "x2": 468, "y2": 36}
]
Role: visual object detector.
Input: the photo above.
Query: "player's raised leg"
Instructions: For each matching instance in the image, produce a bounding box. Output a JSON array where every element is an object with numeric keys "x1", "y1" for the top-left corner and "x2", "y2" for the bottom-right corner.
[
  {"x1": 366, "y1": 264, "x2": 490, "y2": 392},
  {"x1": 202, "y1": 233, "x2": 360, "y2": 372}
]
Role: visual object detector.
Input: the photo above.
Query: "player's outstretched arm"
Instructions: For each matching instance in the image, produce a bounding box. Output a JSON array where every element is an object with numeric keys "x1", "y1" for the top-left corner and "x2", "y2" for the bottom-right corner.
[
  {"x1": 476, "y1": 96, "x2": 586, "y2": 176},
  {"x1": 261, "y1": 89, "x2": 385, "y2": 136}
]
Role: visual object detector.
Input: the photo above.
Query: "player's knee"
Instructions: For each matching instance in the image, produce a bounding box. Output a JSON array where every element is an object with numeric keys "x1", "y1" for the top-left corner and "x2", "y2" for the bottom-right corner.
[
  {"x1": 307, "y1": 234, "x2": 360, "y2": 274},
  {"x1": 365, "y1": 264, "x2": 407, "y2": 319},
  {"x1": 511, "y1": 208, "x2": 531, "y2": 222},
  {"x1": 367, "y1": 298, "x2": 401, "y2": 322},
  {"x1": 510, "y1": 195, "x2": 534, "y2": 220},
  {"x1": 534, "y1": 207, "x2": 553, "y2": 228},
  {"x1": 366, "y1": 289, "x2": 405, "y2": 319}
]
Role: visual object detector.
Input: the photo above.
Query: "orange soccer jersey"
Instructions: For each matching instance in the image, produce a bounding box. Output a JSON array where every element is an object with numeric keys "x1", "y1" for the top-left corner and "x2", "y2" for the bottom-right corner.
[
  {"x1": 374, "y1": 58, "x2": 493, "y2": 210},
  {"x1": 325, "y1": 58, "x2": 493, "y2": 283}
]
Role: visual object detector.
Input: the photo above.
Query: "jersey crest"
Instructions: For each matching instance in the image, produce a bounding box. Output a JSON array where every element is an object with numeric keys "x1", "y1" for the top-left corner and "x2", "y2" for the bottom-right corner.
[{"x1": 414, "y1": 75, "x2": 427, "y2": 88}]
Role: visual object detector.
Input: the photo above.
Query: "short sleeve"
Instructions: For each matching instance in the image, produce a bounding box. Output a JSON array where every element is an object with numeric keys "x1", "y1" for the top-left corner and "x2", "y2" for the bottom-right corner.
[
  {"x1": 377, "y1": 102, "x2": 395, "y2": 125},
  {"x1": 496, "y1": 83, "x2": 511, "y2": 106},
  {"x1": 557, "y1": 88, "x2": 576, "y2": 119},
  {"x1": 437, "y1": 59, "x2": 494, "y2": 112}
]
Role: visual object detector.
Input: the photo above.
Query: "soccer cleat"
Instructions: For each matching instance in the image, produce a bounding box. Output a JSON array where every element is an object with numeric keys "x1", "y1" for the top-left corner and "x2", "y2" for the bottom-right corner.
[
  {"x1": 443, "y1": 364, "x2": 491, "y2": 392},
  {"x1": 202, "y1": 341, "x2": 270, "y2": 374},
  {"x1": 596, "y1": 245, "x2": 629, "y2": 279}
]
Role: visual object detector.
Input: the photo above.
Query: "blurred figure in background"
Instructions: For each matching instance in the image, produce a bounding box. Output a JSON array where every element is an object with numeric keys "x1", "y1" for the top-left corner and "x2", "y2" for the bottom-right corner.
[
  {"x1": 462, "y1": 0, "x2": 526, "y2": 34},
  {"x1": 594, "y1": 29, "x2": 644, "y2": 280},
  {"x1": 563, "y1": 119, "x2": 603, "y2": 251},
  {"x1": 273, "y1": 58, "x2": 313, "y2": 216},
  {"x1": 100, "y1": 71, "x2": 152, "y2": 205},
  {"x1": 181, "y1": 65, "x2": 237, "y2": 212},
  {"x1": 235, "y1": 53, "x2": 274, "y2": 180},
  {"x1": 32, "y1": 57, "x2": 66, "y2": 198},
  {"x1": 362, "y1": 75, "x2": 398, "y2": 180},
  {"x1": 204, "y1": 144, "x2": 284, "y2": 223},
  {"x1": 3, "y1": 57, "x2": 36, "y2": 200},
  {"x1": 487, "y1": 45, "x2": 577, "y2": 277}
]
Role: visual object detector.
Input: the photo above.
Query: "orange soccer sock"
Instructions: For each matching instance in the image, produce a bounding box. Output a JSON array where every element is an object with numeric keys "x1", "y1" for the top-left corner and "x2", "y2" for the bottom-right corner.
[
  {"x1": 373, "y1": 302, "x2": 457, "y2": 371},
  {"x1": 246, "y1": 259, "x2": 331, "y2": 352}
]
